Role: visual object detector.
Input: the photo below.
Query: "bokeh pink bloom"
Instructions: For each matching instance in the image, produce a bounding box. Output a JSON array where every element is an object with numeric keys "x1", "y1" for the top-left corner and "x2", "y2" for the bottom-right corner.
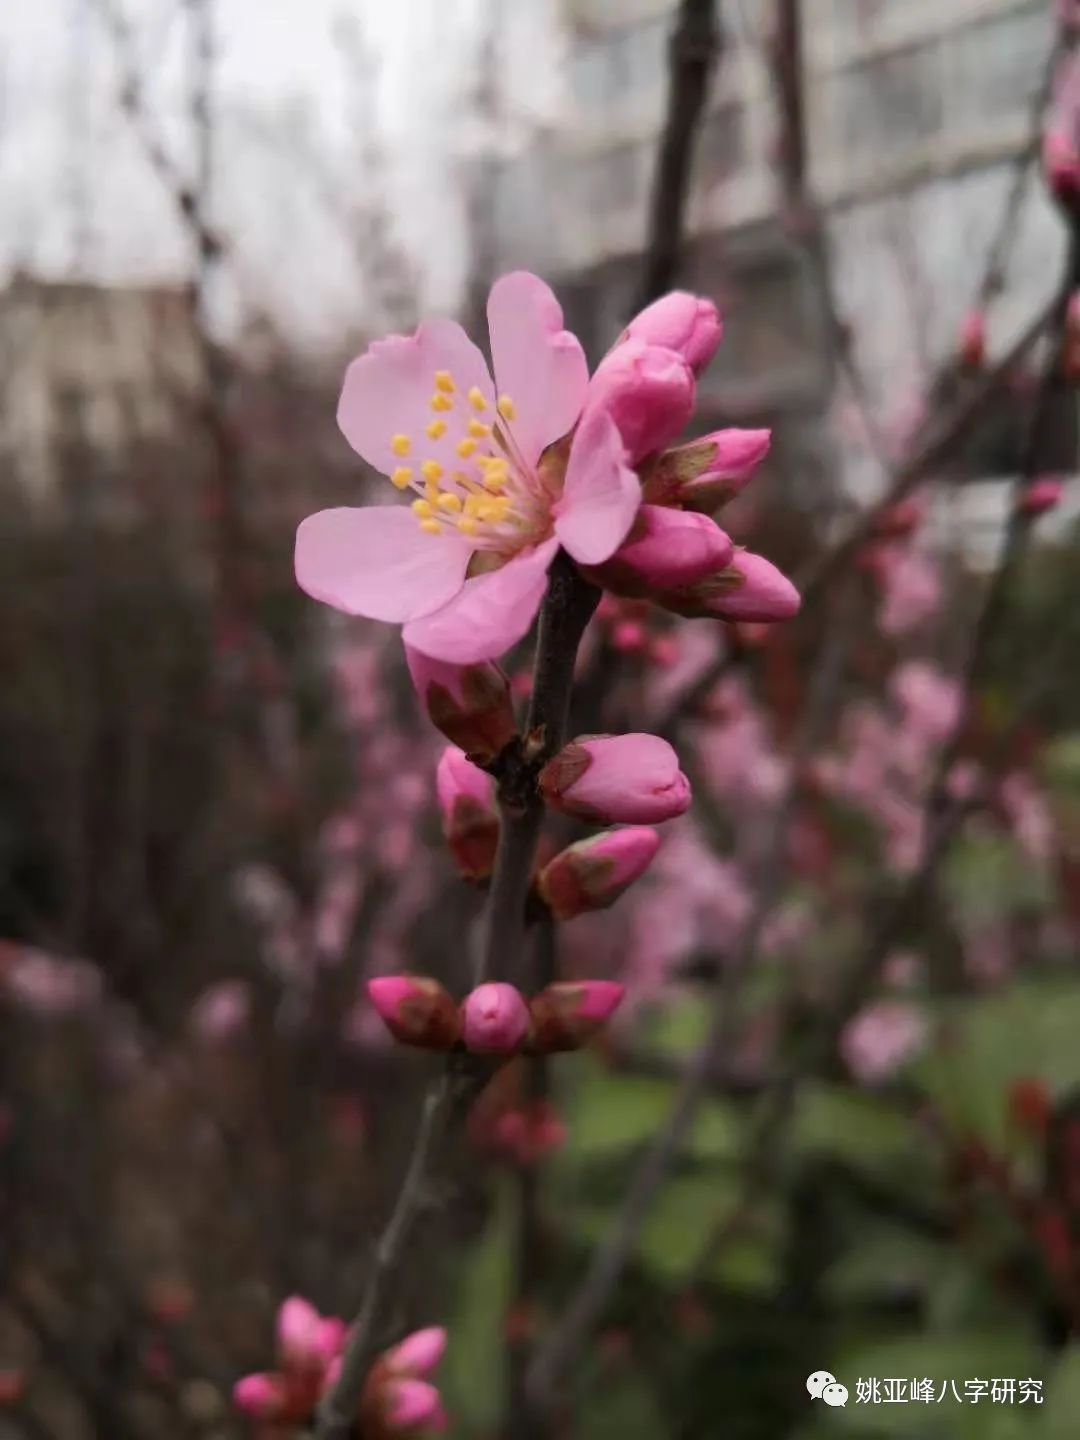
[{"x1": 840, "y1": 1001, "x2": 928, "y2": 1085}]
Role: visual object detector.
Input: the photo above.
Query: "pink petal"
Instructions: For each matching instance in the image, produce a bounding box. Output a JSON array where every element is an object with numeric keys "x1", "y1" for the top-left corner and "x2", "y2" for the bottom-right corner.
[
  {"x1": 487, "y1": 272, "x2": 589, "y2": 468},
  {"x1": 554, "y1": 409, "x2": 641, "y2": 565},
  {"x1": 403, "y1": 538, "x2": 559, "y2": 663},
  {"x1": 384, "y1": 1327, "x2": 447, "y2": 1378},
  {"x1": 295, "y1": 506, "x2": 473, "y2": 623},
  {"x1": 337, "y1": 318, "x2": 495, "y2": 476},
  {"x1": 385, "y1": 1378, "x2": 443, "y2": 1431}
]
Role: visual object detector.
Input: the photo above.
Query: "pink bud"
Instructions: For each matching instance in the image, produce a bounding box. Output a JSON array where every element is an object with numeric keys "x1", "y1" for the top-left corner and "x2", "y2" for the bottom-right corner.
[
  {"x1": 385, "y1": 1378, "x2": 447, "y2": 1433},
  {"x1": 277, "y1": 1296, "x2": 323, "y2": 1372},
  {"x1": 959, "y1": 309, "x2": 986, "y2": 369},
  {"x1": 539, "y1": 733, "x2": 691, "y2": 824},
  {"x1": 586, "y1": 340, "x2": 695, "y2": 462},
  {"x1": 384, "y1": 1328, "x2": 447, "y2": 1378},
  {"x1": 586, "y1": 506, "x2": 733, "y2": 596},
  {"x1": 461, "y1": 983, "x2": 531, "y2": 1055},
  {"x1": 643, "y1": 428, "x2": 771, "y2": 511},
  {"x1": 1019, "y1": 476, "x2": 1064, "y2": 516},
  {"x1": 316, "y1": 1317, "x2": 347, "y2": 1365},
  {"x1": 233, "y1": 1373, "x2": 285, "y2": 1420},
  {"x1": 435, "y1": 748, "x2": 499, "y2": 880},
  {"x1": 405, "y1": 647, "x2": 517, "y2": 763},
  {"x1": 538, "y1": 827, "x2": 661, "y2": 920},
  {"x1": 527, "y1": 980, "x2": 626, "y2": 1053},
  {"x1": 367, "y1": 975, "x2": 462, "y2": 1050},
  {"x1": 658, "y1": 550, "x2": 801, "y2": 623},
  {"x1": 619, "y1": 291, "x2": 722, "y2": 375}
]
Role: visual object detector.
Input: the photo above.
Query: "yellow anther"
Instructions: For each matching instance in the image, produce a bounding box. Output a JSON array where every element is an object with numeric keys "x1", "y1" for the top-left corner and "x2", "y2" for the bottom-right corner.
[
  {"x1": 477, "y1": 501, "x2": 504, "y2": 522},
  {"x1": 426, "y1": 419, "x2": 448, "y2": 439},
  {"x1": 391, "y1": 434, "x2": 411, "y2": 457},
  {"x1": 459, "y1": 516, "x2": 479, "y2": 536},
  {"x1": 464, "y1": 495, "x2": 482, "y2": 518},
  {"x1": 456, "y1": 437, "x2": 478, "y2": 459},
  {"x1": 468, "y1": 386, "x2": 488, "y2": 412},
  {"x1": 497, "y1": 394, "x2": 516, "y2": 421},
  {"x1": 391, "y1": 466, "x2": 413, "y2": 490},
  {"x1": 419, "y1": 519, "x2": 442, "y2": 535},
  {"x1": 430, "y1": 393, "x2": 453, "y2": 412},
  {"x1": 421, "y1": 460, "x2": 445, "y2": 483},
  {"x1": 434, "y1": 370, "x2": 455, "y2": 393},
  {"x1": 411, "y1": 499, "x2": 434, "y2": 518},
  {"x1": 484, "y1": 473, "x2": 508, "y2": 493},
  {"x1": 468, "y1": 419, "x2": 492, "y2": 438},
  {"x1": 436, "y1": 492, "x2": 462, "y2": 513}
]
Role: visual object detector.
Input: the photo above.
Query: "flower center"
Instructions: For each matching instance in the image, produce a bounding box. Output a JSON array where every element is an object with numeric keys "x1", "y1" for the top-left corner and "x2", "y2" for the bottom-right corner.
[{"x1": 385, "y1": 370, "x2": 554, "y2": 553}]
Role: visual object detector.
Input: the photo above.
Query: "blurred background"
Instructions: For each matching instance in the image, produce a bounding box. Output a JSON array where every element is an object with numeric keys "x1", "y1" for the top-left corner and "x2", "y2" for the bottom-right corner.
[{"x1": 2, "y1": 1, "x2": 1080, "y2": 1437}]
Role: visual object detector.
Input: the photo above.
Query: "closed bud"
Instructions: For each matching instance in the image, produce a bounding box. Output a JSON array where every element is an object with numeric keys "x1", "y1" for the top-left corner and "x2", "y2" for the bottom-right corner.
[
  {"x1": 367, "y1": 975, "x2": 462, "y2": 1050},
  {"x1": 363, "y1": 1327, "x2": 448, "y2": 1438},
  {"x1": 460, "y1": 983, "x2": 531, "y2": 1055},
  {"x1": 277, "y1": 1297, "x2": 323, "y2": 1373},
  {"x1": 539, "y1": 733, "x2": 691, "y2": 824},
  {"x1": 405, "y1": 647, "x2": 517, "y2": 763},
  {"x1": 527, "y1": 980, "x2": 625, "y2": 1053},
  {"x1": 233, "y1": 1374, "x2": 287, "y2": 1421},
  {"x1": 537, "y1": 827, "x2": 661, "y2": 920},
  {"x1": 586, "y1": 340, "x2": 695, "y2": 462},
  {"x1": 643, "y1": 429, "x2": 771, "y2": 512},
  {"x1": 585, "y1": 505, "x2": 733, "y2": 596},
  {"x1": 618, "y1": 291, "x2": 722, "y2": 375},
  {"x1": 658, "y1": 550, "x2": 800, "y2": 623},
  {"x1": 1019, "y1": 476, "x2": 1064, "y2": 516},
  {"x1": 436, "y1": 748, "x2": 499, "y2": 880}
]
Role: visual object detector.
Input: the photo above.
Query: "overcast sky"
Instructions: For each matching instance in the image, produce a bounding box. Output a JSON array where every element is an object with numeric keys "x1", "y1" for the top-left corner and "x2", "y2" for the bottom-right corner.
[{"x1": 0, "y1": 0, "x2": 568, "y2": 349}]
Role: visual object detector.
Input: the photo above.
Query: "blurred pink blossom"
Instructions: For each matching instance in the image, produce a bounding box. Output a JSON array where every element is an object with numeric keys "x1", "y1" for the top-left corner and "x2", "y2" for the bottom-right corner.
[{"x1": 841, "y1": 1001, "x2": 928, "y2": 1084}]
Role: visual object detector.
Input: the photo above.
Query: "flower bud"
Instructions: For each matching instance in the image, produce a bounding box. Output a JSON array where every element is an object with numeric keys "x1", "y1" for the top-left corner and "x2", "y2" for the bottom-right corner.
[
  {"x1": 436, "y1": 748, "x2": 499, "y2": 880},
  {"x1": 1043, "y1": 128, "x2": 1080, "y2": 201},
  {"x1": 585, "y1": 505, "x2": 733, "y2": 596},
  {"x1": 642, "y1": 429, "x2": 771, "y2": 511},
  {"x1": 405, "y1": 647, "x2": 517, "y2": 764},
  {"x1": 384, "y1": 1379, "x2": 447, "y2": 1433},
  {"x1": 367, "y1": 976, "x2": 462, "y2": 1050},
  {"x1": 658, "y1": 550, "x2": 800, "y2": 623},
  {"x1": 1019, "y1": 475, "x2": 1064, "y2": 516},
  {"x1": 618, "y1": 291, "x2": 722, "y2": 375},
  {"x1": 383, "y1": 1328, "x2": 447, "y2": 1378},
  {"x1": 278, "y1": 1297, "x2": 324, "y2": 1373},
  {"x1": 363, "y1": 1328, "x2": 448, "y2": 1438},
  {"x1": 539, "y1": 733, "x2": 691, "y2": 824},
  {"x1": 527, "y1": 980, "x2": 625, "y2": 1053},
  {"x1": 461, "y1": 983, "x2": 531, "y2": 1054},
  {"x1": 233, "y1": 1374, "x2": 286, "y2": 1421},
  {"x1": 586, "y1": 340, "x2": 695, "y2": 462},
  {"x1": 537, "y1": 827, "x2": 661, "y2": 920},
  {"x1": 958, "y1": 309, "x2": 986, "y2": 369}
]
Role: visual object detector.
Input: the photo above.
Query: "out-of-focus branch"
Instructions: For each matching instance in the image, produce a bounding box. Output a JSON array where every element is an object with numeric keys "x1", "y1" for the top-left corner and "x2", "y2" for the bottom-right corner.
[{"x1": 635, "y1": 0, "x2": 722, "y2": 309}]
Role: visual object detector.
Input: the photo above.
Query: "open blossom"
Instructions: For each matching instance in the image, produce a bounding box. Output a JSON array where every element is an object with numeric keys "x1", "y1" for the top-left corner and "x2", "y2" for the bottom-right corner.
[
  {"x1": 539, "y1": 733, "x2": 691, "y2": 824},
  {"x1": 840, "y1": 1001, "x2": 928, "y2": 1084},
  {"x1": 296, "y1": 271, "x2": 646, "y2": 664}
]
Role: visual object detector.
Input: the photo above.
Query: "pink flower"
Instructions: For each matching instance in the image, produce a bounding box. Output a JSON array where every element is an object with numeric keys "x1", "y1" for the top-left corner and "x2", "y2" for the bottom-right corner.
[
  {"x1": 878, "y1": 549, "x2": 941, "y2": 636},
  {"x1": 527, "y1": 980, "x2": 625, "y2": 1052},
  {"x1": 436, "y1": 747, "x2": 500, "y2": 879},
  {"x1": 460, "y1": 983, "x2": 532, "y2": 1054},
  {"x1": 586, "y1": 338, "x2": 696, "y2": 462},
  {"x1": 362, "y1": 1329, "x2": 448, "y2": 1437},
  {"x1": 538, "y1": 733, "x2": 691, "y2": 824},
  {"x1": 367, "y1": 975, "x2": 462, "y2": 1050},
  {"x1": 659, "y1": 550, "x2": 801, "y2": 622},
  {"x1": 643, "y1": 428, "x2": 771, "y2": 511},
  {"x1": 538, "y1": 827, "x2": 662, "y2": 920},
  {"x1": 840, "y1": 1001, "x2": 928, "y2": 1084},
  {"x1": 616, "y1": 291, "x2": 722, "y2": 375},
  {"x1": 296, "y1": 272, "x2": 642, "y2": 664},
  {"x1": 233, "y1": 1296, "x2": 347, "y2": 1425},
  {"x1": 189, "y1": 980, "x2": 251, "y2": 1042},
  {"x1": 1019, "y1": 476, "x2": 1064, "y2": 516},
  {"x1": 890, "y1": 662, "x2": 961, "y2": 745},
  {"x1": 586, "y1": 505, "x2": 733, "y2": 595},
  {"x1": 406, "y1": 647, "x2": 517, "y2": 762},
  {"x1": 382, "y1": 1329, "x2": 447, "y2": 1378}
]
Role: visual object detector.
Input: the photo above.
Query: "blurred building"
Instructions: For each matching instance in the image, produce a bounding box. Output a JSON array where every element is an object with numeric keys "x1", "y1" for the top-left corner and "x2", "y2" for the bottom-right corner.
[{"x1": 488, "y1": 0, "x2": 1065, "y2": 532}]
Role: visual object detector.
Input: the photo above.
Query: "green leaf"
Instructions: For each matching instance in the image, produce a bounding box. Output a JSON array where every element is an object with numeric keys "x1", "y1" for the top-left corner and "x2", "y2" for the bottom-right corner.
[
  {"x1": 562, "y1": 1060, "x2": 740, "y2": 1164},
  {"x1": 1040, "y1": 1345, "x2": 1080, "y2": 1439},
  {"x1": 443, "y1": 1182, "x2": 514, "y2": 1432}
]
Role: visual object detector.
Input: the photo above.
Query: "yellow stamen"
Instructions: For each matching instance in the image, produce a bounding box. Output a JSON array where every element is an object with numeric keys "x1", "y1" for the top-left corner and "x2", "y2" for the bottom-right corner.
[
  {"x1": 484, "y1": 473, "x2": 508, "y2": 492},
  {"x1": 419, "y1": 519, "x2": 442, "y2": 535},
  {"x1": 426, "y1": 419, "x2": 448, "y2": 439},
  {"x1": 391, "y1": 434, "x2": 411, "y2": 457},
  {"x1": 464, "y1": 495, "x2": 482, "y2": 518},
  {"x1": 421, "y1": 460, "x2": 444, "y2": 484},
  {"x1": 497, "y1": 395, "x2": 516, "y2": 421},
  {"x1": 459, "y1": 516, "x2": 479, "y2": 536},
  {"x1": 436, "y1": 492, "x2": 462, "y2": 513},
  {"x1": 411, "y1": 499, "x2": 434, "y2": 518},
  {"x1": 468, "y1": 419, "x2": 492, "y2": 438},
  {"x1": 391, "y1": 466, "x2": 413, "y2": 490},
  {"x1": 434, "y1": 370, "x2": 455, "y2": 393},
  {"x1": 468, "y1": 386, "x2": 488, "y2": 412},
  {"x1": 430, "y1": 393, "x2": 453, "y2": 412},
  {"x1": 456, "y1": 437, "x2": 478, "y2": 459},
  {"x1": 477, "y1": 500, "x2": 506, "y2": 522}
]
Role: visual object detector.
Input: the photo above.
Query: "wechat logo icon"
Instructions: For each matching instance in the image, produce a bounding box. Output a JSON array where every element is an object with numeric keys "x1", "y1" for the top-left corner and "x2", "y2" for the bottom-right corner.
[{"x1": 807, "y1": 1371, "x2": 849, "y2": 1407}]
